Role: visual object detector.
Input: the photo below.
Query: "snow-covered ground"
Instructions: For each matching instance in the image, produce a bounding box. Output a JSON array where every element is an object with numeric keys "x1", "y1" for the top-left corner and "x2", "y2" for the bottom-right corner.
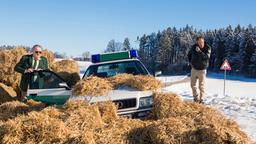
[{"x1": 158, "y1": 73, "x2": 256, "y2": 141}]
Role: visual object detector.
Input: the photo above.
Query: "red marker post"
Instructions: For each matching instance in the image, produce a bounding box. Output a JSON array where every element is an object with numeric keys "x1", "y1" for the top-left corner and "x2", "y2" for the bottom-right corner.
[{"x1": 220, "y1": 59, "x2": 231, "y2": 96}]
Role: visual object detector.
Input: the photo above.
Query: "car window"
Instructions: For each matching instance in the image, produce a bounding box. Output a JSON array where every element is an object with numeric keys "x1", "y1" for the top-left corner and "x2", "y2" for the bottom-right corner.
[
  {"x1": 29, "y1": 71, "x2": 69, "y2": 89},
  {"x1": 83, "y1": 60, "x2": 148, "y2": 78}
]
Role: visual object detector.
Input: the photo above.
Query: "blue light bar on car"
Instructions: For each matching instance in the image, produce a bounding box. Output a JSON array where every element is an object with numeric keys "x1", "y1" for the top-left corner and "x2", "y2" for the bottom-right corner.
[
  {"x1": 91, "y1": 50, "x2": 138, "y2": 63},
  {"x1": 91, "y1": 54, "x2": 100, "y2": 63},
  {"x1": 130, "y1": 49, "x2": 138, "y2": 58}
]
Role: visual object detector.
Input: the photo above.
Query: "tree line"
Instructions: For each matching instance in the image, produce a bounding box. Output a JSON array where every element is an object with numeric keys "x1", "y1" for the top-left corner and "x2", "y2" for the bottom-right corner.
[{"x1": 107, "y1": 25, "x2": 256, "y2": 77}]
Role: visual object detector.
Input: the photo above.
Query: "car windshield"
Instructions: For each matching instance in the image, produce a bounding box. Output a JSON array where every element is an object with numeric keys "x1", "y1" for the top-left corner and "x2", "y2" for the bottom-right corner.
[{"x1": 83, "y1": 60, "x2": 149, "y2": 78}]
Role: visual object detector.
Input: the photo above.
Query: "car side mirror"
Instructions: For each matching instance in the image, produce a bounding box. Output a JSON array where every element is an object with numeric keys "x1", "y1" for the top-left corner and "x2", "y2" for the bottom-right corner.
[
  {"x1": 59, "y1": 82, "x2": 70, "y2": 90},
  {"x1": 154, "y1": 71, "x2": 162, "y2": 77}
]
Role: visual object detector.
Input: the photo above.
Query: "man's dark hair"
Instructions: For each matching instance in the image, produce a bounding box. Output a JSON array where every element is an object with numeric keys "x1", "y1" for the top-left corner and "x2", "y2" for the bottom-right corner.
[
  {"x1": 32, "y1": 44, "x2": 42, "y2": 51},
  {"x1": 196, "y1": 36, "x2": 204, "y2": 41}
]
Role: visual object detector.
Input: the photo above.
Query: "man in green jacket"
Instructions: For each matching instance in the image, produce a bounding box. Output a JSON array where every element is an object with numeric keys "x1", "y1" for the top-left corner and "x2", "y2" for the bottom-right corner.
[{"x1": 15, "y1": 45, "x2": 49, "y2": 101}]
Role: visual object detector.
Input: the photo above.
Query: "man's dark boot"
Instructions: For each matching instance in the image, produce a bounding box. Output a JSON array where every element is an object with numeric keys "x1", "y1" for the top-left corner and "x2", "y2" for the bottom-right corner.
[
  {"x1": 198, "y1": 99, "x2": 204, "y2": 104},
  {"x1": 193, "y1": 96, "x2": 199, "y2": 103}
]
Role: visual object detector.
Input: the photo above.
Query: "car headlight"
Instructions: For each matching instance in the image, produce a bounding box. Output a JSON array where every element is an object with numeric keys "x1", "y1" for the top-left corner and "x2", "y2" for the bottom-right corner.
[{"x1": 139, "y1": 96, "x2": 153, "y2": 108}]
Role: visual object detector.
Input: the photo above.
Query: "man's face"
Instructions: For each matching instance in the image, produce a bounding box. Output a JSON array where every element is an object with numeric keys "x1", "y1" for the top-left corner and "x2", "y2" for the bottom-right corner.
[
  {"x1": 197, "y1": 38, "x2": 205, "y2": 49},
  {"x1": 32, "y1": 46, "x2": 42, "y2": 60}
]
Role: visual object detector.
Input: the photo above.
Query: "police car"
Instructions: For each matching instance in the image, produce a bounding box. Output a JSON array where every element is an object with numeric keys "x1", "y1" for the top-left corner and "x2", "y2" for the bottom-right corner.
[{"x1": 27, "y1": 50, "x2": 154, "y2": 118}]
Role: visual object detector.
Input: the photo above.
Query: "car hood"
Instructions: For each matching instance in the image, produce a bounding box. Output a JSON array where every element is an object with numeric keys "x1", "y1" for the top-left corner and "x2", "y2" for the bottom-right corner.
[{"x1": 70, "y1": 87, "x2": 153, "y2": 103}]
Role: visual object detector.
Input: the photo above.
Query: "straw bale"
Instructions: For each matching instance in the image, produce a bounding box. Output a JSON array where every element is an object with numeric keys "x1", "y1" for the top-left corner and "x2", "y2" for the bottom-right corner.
[
  {"x1": 107, "y1": 73, "x2": 134, "y2": 88},
  {"x1": 0, "y1": 83, "x2": 17, "y2": 104},
  {"x1": 42, "y1": 49, "x2": 54, "y2": 66},
  {"x1": 130, "y1": 75, "x2": 161, "y2": 91},
  {"x1": 95, "y1": 101, "x2": 118, "y2": 123},
  {"x1": 152, "y1": 92, "x2": 184, "y2": 119},
  {"x1": 72, "y1": 76, "x2": 112, "y2": 96},
  {"x1": 0, "y1": 111, "x2": 69, "y2": 144},
  {"x1": 0, "y1": 101, "x2": 29, "y2": 121},
  {"x1": 0, "y1": 47, "x2": 26, "y2": 93},
  {"x1": 50, "y1": 60, "x2": 80, "y2": 87},
  {"x1": 63, "y1": 100, "x2": 104, "y2": 131},
  {"x1": 108, "y1": 74, "x2": 161, "y2": 91}
]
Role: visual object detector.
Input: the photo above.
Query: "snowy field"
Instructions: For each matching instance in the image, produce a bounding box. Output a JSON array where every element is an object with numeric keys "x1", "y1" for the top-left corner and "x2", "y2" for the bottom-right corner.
[{"x1": 158, "y1": 73, "x2": 256, "y2": 141}]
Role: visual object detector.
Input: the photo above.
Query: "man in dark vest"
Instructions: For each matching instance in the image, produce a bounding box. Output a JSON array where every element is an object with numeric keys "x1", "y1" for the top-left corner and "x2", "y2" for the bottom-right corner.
[
  {"x1": 188, "y1": 36, "x2": 211, "y2": 104},
  {"x1": 15, "y1": 44, "x2": 49, "y2": 101}
]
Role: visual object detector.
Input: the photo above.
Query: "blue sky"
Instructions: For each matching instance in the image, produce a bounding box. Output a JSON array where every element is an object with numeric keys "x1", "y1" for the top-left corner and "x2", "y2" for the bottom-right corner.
[{"x1": 0, "y1": 0, "x2": 255, "y2": 56}]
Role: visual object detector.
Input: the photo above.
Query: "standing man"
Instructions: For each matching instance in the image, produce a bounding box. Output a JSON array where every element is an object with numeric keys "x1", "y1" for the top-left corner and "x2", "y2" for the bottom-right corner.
[
  {"x1": 15, "y1": 44, "x2": 49, "y2": 101},
  {"x1": 188, "y1": 36, "x2": 211, "y2": 104}
]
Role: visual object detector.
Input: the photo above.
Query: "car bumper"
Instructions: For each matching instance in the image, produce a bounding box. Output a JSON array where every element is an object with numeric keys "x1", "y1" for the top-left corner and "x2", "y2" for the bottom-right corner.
[{"x1": 118, "y1": 107, "x2": 152, "y2": 118}]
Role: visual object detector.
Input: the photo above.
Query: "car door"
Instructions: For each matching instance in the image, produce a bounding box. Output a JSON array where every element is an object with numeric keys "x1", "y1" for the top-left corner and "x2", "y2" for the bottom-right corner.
[{"x1": 27, "y1": 70, "x2": 71, "y2": 105}]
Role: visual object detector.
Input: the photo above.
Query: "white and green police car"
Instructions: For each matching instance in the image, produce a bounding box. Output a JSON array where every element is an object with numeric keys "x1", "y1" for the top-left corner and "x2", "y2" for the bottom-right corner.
[{"x1": 27, "y1": 50, "x2": 154, "y2": 118}]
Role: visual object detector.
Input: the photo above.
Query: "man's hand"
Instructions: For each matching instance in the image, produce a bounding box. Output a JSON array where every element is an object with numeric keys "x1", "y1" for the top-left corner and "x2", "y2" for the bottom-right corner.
[
  {"x1": 196, "y1": 46, "x2": 201, "y2": 53},
  {"x1": 25, "y1": 68, "x2": 34, "y2": 73}
]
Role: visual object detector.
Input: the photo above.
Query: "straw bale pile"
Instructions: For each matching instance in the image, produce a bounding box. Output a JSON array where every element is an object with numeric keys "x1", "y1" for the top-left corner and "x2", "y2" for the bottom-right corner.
[
  {"x1": 94, "y1": 118, "x2": 151, "y2": 144},
  {"x1": 108, "y1": 74, "x2": 161, "y2": 91},
  {"x1": 0, "y1": 111, "x2": 69, "y2": 144},
  {"x1": 152, "y1": 92, "x2": 184, "y2": 119},
  {"x1": 0, "y1": 47, "x2": 26, "y2": 93},
  {"x1": 72, "y1": 76, "x2": 112, "y2": 96},
  {"x1": 0, "y1": 100, "x2": 47, "y2": 121},
  {"x1": 0, "y1": 83, "x2": 17, "y2": 104},
  {"x1": 0, "y1": 101, "x2": 29, "y2": 121},
  {"x1": 0, "y1": 100, "x2": 104, "y2": 144},
  {"x1": 145, "y1": 117, "x2": 224, "y2": 144},
  {"x1": 0, "y1": 97, "x2": 253, "y2": 144},
  {"x1": 50, "y1": 60, "x2": 80, "y2": 87},
  {"x1": 145, "y1": 116, "x2": 251, "y2": 144},
  {"x1": 151, "y1": 92, "x2": 251, "y2": 143},
  {"x1": 63, "y1": 100, "x2": 104, "y2": 131},
  {"x1": 42, "y1": 49, "x2": 54, "y2": 66}
]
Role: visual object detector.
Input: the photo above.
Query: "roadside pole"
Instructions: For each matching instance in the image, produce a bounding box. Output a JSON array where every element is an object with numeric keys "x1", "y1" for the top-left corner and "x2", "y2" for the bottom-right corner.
[
  {"x1": 220, "y1": 59, "x2": 231, "y2": 97},
  {"x1": 224, "y1": 69, "x2": 226, "y2": 96}
]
